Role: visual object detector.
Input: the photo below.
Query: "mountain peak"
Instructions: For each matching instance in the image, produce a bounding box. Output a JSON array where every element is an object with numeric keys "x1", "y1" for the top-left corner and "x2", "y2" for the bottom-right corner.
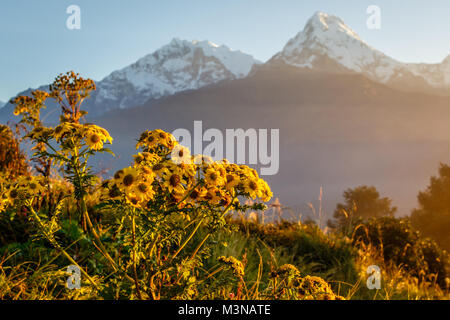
[
  {"x1": 93, "y1": 38, "x2": 261, "y2": 111},
  {"x1": 269, "y1": 12, "x2": 450, "y2": 92},
  {"x1": 269, "y1": 11, "x2": 398, "y2": 79},
  {"x1": 280, "y1": 11, "x2": 367, "y2": 61},
  {"x1": 304, "y1": 11, "x2": 362, "y2": 41}
]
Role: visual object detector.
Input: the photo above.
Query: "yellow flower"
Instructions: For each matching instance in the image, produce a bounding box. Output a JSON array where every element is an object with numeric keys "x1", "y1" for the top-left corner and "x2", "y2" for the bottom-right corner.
[
  {"x1": 133, "y1": 181, "x2": 155, "y2": 202},
  {"x1": 27, "y1": 126, "x2": 53, "y2": 140},
  {"x1": 138, "y1": 166, "x2": 155, "y2": 182},
  {"x1": 259, "y1": 179, "x2": 273, "y2": 202},
  {"x1": 152, "y1": 162, "x2": 170, "y2": 177},
  {"x1": 204, "y1": 167, "x2": 225, "y2": 187},
  {"x1": 225, "y1": 173, "x2": 240, "y2": 190},
  {"x1": 53, "y1": 122, "x2": 80, "y2": 141},
  {"x1": 117, "y1": 167, "x2": 139, "y2": 190},
  {"x1": 83, "y1": 124, "x2": 113, "y2": 150},
  {"x1": 203, "y1": 187, "x2": 223, "y2": 205},
  {"x1": 126, "y1": 193, "x2": 142, "y2": 208},
  {"x1": 27, "y1": 178, "x2": 47, "y2": 196},
  {"x1": 243, "y1": 179, "x2": 261, "y2": 199},
  {"x1": 1, "y1": 191, "x2": 11, "y2": 209},
  {"x1": 6, "y1": 187, "x2": 20, "y2": 203},
  {"x1": 113, "y1": 169, "x2": 124, "y2": 182},
  {"x1": 162, "y1": 172, "x2": 186, "y2": 194},
  {"x1": 185, "y1": 186, "x2": 207, "y2": 204},
  {"x1": 145, "y1": 131, "x2": 158, "y2": 148},
  {"x1": 154, "y1": 130, "x2": 177, "y2": 149},
  {"x1": 180, "y1": 163, "x2": 198, "y2": 180},
  {"x1": 133, "y1": 153, "x2": 145, "y2": 165},
  {"x1": 218, "y1": 256, "x2": 245, "y2": 278},
  {"x1": 170, "y1": 145, "x2": 191, "y2": 164},
  {"x1": 99, "y1": 180, "x2": 122, "y2": 200},
  {"x1": 85, "y1": 131, "x2": 104, "y2": 150}
]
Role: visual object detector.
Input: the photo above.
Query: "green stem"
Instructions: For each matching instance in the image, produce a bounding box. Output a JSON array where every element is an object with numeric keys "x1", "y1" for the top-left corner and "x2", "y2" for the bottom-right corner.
[
  {"x1": 131, "y1": 209, "x2": 143, "y2": 299},
  {"x1": 189, "y1": 194, "x2": 238, "y2": 260},
  {"x1": 27, "y1": 204, "x2": 98, "y2": 289},
  {"x1": 171, "y1": 217, "x2": 205, "y2": 261},
  {"x1": 81, "y1": 200, "x2": 118, "y2": 271},
  {"x1": 71, "y1": 142, "x2": 118, "y2": 272}
]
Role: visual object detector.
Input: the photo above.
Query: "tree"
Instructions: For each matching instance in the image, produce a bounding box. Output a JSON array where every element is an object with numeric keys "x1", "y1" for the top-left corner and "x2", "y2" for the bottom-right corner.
[
  {"x1": 411, "y1": 163, "x2": 450, "y2": 251},
  {"x1": 0, "y1": 124, "x2": 29, "y2": 178},
  {"x1": 328, "y1": 185, "x2": 397, "y2": 233}
]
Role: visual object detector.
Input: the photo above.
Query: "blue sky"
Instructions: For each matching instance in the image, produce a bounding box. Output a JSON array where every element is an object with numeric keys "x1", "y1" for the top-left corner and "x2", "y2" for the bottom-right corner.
[{"x1": 1, "y1": 0, "x2": 449, "y2": 101}]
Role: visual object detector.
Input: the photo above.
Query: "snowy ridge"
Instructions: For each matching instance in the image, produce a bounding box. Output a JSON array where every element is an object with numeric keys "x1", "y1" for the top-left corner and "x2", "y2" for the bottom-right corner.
[
  {"x1": 94, "y1": 38, "x2": 261, "y2": 110},
  {"x1": 407, "y1": 55, "x2": 450, "y2": 88},
  {"x1": 271, "y1": 12, "x2": 450, "y2": 90}
]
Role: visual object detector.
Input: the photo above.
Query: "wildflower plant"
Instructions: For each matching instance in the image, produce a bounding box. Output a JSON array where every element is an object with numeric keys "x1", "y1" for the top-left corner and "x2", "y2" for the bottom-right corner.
[{"x1": 1, "y1": 71, "x2": 277, "y2": 299}]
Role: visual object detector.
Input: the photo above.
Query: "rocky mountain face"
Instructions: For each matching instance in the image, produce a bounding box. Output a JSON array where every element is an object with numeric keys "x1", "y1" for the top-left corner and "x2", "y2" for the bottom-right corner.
[{"x1": 94, "y1": 38, "x2": 261, "y2": 112}]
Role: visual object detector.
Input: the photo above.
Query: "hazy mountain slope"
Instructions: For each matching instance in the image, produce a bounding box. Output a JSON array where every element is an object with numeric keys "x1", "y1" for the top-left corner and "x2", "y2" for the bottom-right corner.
[{"x1": 94, "y1": 65, "x2": 450, "y2": 215}]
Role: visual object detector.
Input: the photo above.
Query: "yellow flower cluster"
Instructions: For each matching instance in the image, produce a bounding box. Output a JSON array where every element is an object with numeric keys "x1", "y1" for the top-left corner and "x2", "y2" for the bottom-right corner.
[
  {"x1": 100, "y1": 166, "x2": 156, "y2": 208},
  {"x1": 270, "y1": 264, "x2": 345, "y2": 300},
  {"x1": 97, "y1": 130, "x2": 272, "y2": 210},
  {"x1": 218, "y1": 256, "x2": 245, "y2": 278},
  {"x1": 52, "y1": 122, "x2": 113, "y2": 150},
  {"x1": 12, "y1": 90, "x2": 49, "y2": 116},
  {"x1": 27, "y1": 126, "x2": 54, "y2": 141},
  {"x1": 1, "y1": 176, "x2": 47, "y2": 209},
  {"x1": 136, "y1": 129, "x2": 178, "y2": 151}
]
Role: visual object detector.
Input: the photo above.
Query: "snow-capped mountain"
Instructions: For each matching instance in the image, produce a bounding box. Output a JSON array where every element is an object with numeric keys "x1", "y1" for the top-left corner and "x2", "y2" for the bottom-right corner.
[
  {"x1": 269, "y1": 12, "x2": 450, "y2": 92},
  {"x1": 93, "y1": 38, "x2": 261, "y2": 111},
  {"x1": 0, "y1": 101, "x2": 4, "y2": 109},
  {"x1": 0, "y1": 39, "x2": 261, "y2": 120}
]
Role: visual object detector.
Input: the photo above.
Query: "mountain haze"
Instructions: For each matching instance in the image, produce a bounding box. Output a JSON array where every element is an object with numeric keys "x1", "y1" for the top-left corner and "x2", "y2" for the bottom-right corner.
[{"x1": 94, "y1": 64, "x2": 450, "y2": 215}]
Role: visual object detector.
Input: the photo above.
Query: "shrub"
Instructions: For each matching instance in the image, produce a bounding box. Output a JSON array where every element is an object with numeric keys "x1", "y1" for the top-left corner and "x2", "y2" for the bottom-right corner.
[
  {"x1": 353, "y1": 217, "x2": 448, "y2": 288},
  {"x1": 411, "y1": 163, "x2": 450, "y2": 251},
  {"x1": 328, "y1": 185, "x2": 396, "y2": 234}
]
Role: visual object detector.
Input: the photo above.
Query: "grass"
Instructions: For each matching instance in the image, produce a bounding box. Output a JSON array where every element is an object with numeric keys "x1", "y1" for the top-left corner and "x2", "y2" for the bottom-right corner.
[{"x1": 0, "y1": 207, "x2": 448, "y2": 300}]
